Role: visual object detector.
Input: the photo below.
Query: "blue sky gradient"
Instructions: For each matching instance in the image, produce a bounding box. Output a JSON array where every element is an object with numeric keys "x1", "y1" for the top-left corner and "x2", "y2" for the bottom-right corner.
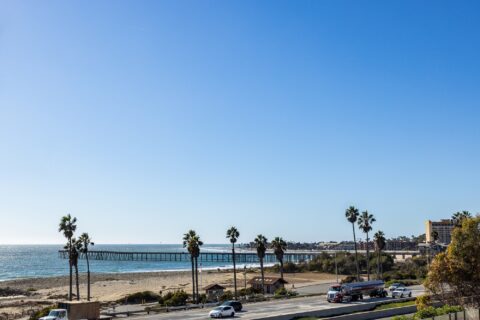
[{"x1": 1, "y1": 1, "x2": 479, "y2": 244}]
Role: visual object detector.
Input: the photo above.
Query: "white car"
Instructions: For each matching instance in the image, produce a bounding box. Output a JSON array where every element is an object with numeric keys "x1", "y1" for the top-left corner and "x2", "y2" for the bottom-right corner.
[
  {"x1": 209, "y1": 305, "x2": 235, "y2": 318},
  {"x1": 391, "y1": 287, "x2": 412, "y2": 298},
  {"x1": 39, "y1": 309, "x2": 67, "y2": 320}
]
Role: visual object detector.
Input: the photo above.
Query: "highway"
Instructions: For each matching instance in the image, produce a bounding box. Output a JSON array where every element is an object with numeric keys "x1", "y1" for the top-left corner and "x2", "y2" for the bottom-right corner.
[{"x1": 130, "y1": 285, "x2": 425, "y2": 320}]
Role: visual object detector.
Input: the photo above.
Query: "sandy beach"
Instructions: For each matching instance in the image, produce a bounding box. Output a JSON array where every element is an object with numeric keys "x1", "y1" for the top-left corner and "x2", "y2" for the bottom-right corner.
[{"x1": 0, "y1": 269, "x2": 337, "y2": 319}]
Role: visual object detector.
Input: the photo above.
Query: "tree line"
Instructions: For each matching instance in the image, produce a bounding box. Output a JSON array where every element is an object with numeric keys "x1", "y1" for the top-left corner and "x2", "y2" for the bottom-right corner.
[{"x1": 183, "y1": 227, "x2": 288, "y2": 304}]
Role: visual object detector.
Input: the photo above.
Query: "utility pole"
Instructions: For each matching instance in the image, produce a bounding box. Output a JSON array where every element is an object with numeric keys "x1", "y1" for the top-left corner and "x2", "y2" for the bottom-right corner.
[{"x1": 334, "y1": 251, "x2": 339, "y2": 283}]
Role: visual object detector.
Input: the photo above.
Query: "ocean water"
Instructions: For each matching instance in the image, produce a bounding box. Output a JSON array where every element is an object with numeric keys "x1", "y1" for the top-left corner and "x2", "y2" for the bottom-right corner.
[{"x1": 0, "y1": 244, "x2": 240, "y2": 281}]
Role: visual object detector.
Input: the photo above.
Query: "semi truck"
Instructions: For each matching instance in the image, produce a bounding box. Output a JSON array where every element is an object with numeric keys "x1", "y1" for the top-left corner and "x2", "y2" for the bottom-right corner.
[
  {"x1": 39, "y1": 302, "x2": 100, "y2": 320},
  {"x1": 326, "y1": 280, "x2": 388, "y2": 303}
]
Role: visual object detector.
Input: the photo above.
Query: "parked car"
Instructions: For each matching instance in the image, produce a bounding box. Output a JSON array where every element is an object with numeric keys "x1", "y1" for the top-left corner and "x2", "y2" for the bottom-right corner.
[
  {"x1": 209, "y1": 306, "x2": 235, "y2": 318},
  {"x1": 388, "y1": 283, "x2": 405, "y2": 292},
  {"x1": 391, "y1": 287, "x2": 412, "y2": 298},
  {"x1": 221, "y1": 300, "x2": 243, "y2": 312}
]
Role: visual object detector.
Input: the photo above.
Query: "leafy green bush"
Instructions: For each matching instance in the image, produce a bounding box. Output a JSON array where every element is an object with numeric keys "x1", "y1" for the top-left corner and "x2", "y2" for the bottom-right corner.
[
  {"x1": 219, "y1": 290, "x2": 233, "y2": 302},
  {"x1": 274, "y1": 287, "x2": 287, "y2": 296},
  {"x1": 29, "y1": 306, "x2": 55, "y2": 320},
  {"x1": 341, "y1": 276, "x2": 359, "y2": 283},
  {"x1": 239, "y1": 287, "x2": 261, "y2": 296},
  {"x1": 161, "y1": 290, "x2": 189, "y2": 306},
  {"x1": 413, "y1": 304, "x2": 463, "y2": 319},
  {"x1": 119, "y1": 291, "x2": 160, "y2": 304}
]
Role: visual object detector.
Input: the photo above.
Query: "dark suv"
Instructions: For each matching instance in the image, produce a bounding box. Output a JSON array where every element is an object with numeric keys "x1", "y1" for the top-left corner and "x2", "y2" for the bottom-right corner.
[{"x1": 221, "y1": 300, "x2": 243, "y2": 312}]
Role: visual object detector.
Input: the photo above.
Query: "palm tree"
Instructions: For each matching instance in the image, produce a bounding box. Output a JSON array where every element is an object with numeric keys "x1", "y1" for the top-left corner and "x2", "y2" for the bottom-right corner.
[
  {"x1": 192, "y1": 234, "x2": 203, "y2": 304},
  {"x1": 452, "y1": 210, "x2": 472, "y2": 227},
  {"x1": 226, "y1": 227, "x2": 240, "y2": 300},
  {"x1": 271, "y1": 237, "x2": 287, "y2": 279},
  {"x1": 59, "y1": 214, "x2": 77, "y2": 301},
  {"x1": 431, "y1": 230, "x2": 439, "y2": 243},
  {"x1": 358, "y1": 210, "x2": 376, "y2": 280},
  {"x1": 78, "y1": 233, "x2": 94, "y2": 301},
  {"x1": 183, "y1": 230, "x2": 198, "y2": 303},
  {"x1": 72, "y1": 238, "x2": 81, "y2": 300},
  {"x1": 345, "y1": 206, "x2": 360, "y2": 281},
  {"x1": 254, "y1": 234, "x2": 268, "y2": 294},
  {"x1": 373, "y1": 231, "x2": 386, "y2": 279}
]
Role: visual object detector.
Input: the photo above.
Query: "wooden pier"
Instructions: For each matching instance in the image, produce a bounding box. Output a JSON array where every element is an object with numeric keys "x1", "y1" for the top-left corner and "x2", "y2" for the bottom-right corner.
[
  {"x1": 58, "y1": 250, "x2": 319, "y2": 263},
  {"x1": 58, "y1": 249, "x2": 420, "y2": 264}
]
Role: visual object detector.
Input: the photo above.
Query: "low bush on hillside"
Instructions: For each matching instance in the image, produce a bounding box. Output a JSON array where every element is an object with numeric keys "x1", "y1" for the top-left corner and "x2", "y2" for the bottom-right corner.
[
  {"x1": 159, "y1": 290, "x2": 189, "y2": 306},
  {"x1": 392, "y1": 305, "x2": 463, "y2": 319},
  {"x1": 118, "y1": 291, "x2": 160, "y2": 304}
]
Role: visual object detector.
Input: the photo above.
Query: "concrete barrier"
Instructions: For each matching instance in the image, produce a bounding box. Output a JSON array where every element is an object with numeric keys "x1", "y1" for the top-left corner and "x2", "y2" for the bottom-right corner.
[{"x1": 255, "y1": 298, "x2": 417, "y2": 320}]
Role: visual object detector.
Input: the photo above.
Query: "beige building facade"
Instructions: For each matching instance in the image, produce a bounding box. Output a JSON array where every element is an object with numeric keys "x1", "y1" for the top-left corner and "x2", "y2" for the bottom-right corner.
[{"x1": 425, "y1": 219, "x2": 455, "y2": 244}]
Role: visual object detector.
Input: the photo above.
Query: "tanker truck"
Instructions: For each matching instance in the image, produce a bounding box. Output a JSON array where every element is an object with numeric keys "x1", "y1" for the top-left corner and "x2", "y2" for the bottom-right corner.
[{"x1": 326, "y1": 280, "x2": 388, "y2": 303}]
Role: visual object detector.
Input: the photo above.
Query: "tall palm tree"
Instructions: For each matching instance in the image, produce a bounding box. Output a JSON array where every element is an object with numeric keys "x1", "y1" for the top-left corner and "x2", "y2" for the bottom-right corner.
[
  {"x1": 226, "y1": 227, "x2": 240, "y2": 300},
  {"x1": 59, "y1": 214, "x2": 77, "y2": 301},
  {"x1": 271, "y1": 237, "x2": 287, "y2": 279},
  {"x1": 78, "y1": 233, "x2": 94, "y2": 301},
  {"x1": 358, "y1": 210, "x2": 376, "y2": 280},
  {"x1": 452, "y1": 210, "x2": 472, "y2": 227},
  {"x1": 72, "y1": 238, "x2": 81, "y2": 300},
  {"x1": 373, "y1": 231, "x2": 386, "y2": 279},
  {"x1": 254, "y1": 234, "x2": 268, "y2": 294},
  {"x1": 183, "y1": 230, "x2": 198, "y2": 303},
  {"x1": 192, "y1": 234, "x2": 203, "y2": 304},
  {"x1": 431, "y1": 230, "x2": 439, "y2": 243},
  {"x1": 345, "y1": 206, "x2": 360, "y2": 281}
]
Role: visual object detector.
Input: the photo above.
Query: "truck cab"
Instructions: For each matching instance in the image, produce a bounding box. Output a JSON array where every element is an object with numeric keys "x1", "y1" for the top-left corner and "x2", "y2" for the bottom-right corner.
[
  {"x1": 39, "y1": 309, "x2": 68, "y2": 320},
  {"x1": 326, "y1": 284, "x2": 344, "y2": 303}
]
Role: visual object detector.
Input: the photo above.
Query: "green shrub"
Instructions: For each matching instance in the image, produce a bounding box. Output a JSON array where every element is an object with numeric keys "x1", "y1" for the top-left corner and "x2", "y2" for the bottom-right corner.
[
  {"x1": 162, "y1": 290, "x2": 189, "y2": 306},
  {"x1": 392, "y1": 316, "x2": 413, "y2": 320},
  {"x1": 219, "y1": 290, "x2": 233, "y2": 302},
  {"x1": 119, "y1": 291, "x2": 160, "y2": 304},
  {"x1": 274, "y1": 287, "x2": 288, "y2": 296},
  {"x1": 414, "y1": 306, "x2": 437, "y2": 319},
  {"x1": 415, "y1": 294, "x2": 431, "y2": 311},
  {"x1": 29, "y1": 306, "x2": 55, "y2": 320}
]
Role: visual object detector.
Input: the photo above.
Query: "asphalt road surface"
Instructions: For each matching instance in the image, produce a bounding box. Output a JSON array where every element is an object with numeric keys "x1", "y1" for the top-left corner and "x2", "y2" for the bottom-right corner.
[{"x1": 131, "y1": 285, "x2": 425, "y2": 320}]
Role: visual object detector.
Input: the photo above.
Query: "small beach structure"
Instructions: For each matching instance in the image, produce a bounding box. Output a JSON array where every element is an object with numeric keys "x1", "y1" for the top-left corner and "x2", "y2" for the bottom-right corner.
[
  {"x1": 204, "y1": 283, "x2": 226, "y2": 301},
  {"x1": 248, "y1": 276, "x2": 288, "y2": 294}
]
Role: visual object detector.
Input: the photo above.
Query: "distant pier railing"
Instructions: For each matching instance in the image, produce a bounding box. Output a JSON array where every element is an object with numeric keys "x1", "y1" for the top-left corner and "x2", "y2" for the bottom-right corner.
[
  {"x1": 58, "y1": 250, "x2": 320, "y2": 263},
  {"x1": 58, "y1": 249, "x2": 420, "y2": 264}
]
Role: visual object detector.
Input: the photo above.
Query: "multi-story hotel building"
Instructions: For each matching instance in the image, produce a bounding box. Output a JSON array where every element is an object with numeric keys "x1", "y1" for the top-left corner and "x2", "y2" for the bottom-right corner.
[{"x1": 425, "y1": 219, "x2": 455, "y2": 244}]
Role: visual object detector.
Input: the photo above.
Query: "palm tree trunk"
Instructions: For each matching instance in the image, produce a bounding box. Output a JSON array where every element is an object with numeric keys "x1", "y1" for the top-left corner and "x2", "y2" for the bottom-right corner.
[
  {"x1": 195, "y1": 257, "x2": 199, "y2": 304},
  {"x1": 69, "y1": 239, "x2": 73, "y2": 301},
  {"x1": 260, "y1": 258, "x2": 265, "y2": 294},
  {"x1": 86, "y1": 255, "x2": 91, "y2": 301},
  {"x1": 75, "y1": 264, "x2": 80, "y2": 300},
  {"x1": 376, "y1": 249, "x2": 380, "y2": 279},
  {"x1": 232, "y1": 245, "x2": 237, "y2": 300},
  {"x1": 191, "y1": 257, "x2": 195, "y2": 303},
  {"x1": 280, "y1": 259, "x2": 284, "y2": 280},
  {"x1": 352, "y1": 223, "x2": 360, "y2": 281},
  {"x1": 366, "y1": 232, "x2": 370, "y2": 281}
]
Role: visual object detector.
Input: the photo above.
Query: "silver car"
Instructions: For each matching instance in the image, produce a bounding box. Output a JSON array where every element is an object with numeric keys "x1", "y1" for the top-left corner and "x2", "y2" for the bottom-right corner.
[{"x1": 392, "y1": 287, "x2": 412, "y2": 298}]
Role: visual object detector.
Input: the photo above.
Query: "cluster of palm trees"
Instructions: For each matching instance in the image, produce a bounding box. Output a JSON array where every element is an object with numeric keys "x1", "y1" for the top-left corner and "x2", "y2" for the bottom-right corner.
[
  {"x1": 58, "y1": 214, "x2": 94, "y2": 301},
  {"x1": 345, "y1": 206, "x2": 386, "y2": 281},
  {"x1": 184, "y1": 227, "x2": 287, "y2": 302}
]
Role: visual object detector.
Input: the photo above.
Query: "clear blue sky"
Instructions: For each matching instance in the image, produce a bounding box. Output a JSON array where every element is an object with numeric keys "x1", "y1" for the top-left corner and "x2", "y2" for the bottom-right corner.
[{"x1": 1, "y1": 1, "x2": 479, "y2": 244}]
